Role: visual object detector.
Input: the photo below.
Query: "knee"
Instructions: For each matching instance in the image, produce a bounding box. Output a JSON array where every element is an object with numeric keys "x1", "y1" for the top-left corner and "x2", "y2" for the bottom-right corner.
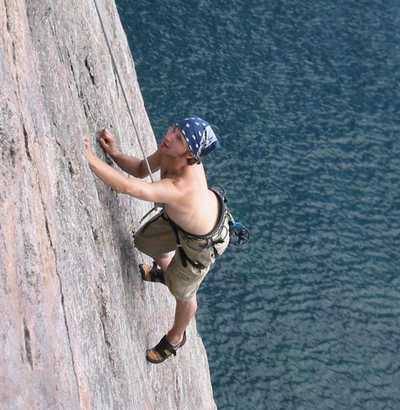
[
  {"x1": 176, "y1": 295, "x2": 198, "y2": 313},
  {"x1": 190, "y1": 296, "x2": 198, "y2": 313}
]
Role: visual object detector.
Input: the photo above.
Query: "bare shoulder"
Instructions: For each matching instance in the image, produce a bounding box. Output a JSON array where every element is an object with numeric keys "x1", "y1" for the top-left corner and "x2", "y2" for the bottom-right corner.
[
  {"x1": 173, "y1": 168, "x2": 201, "y2": 193},
  {"x1": 167, "y1": 175, "x2": 193, "y2": 199}
]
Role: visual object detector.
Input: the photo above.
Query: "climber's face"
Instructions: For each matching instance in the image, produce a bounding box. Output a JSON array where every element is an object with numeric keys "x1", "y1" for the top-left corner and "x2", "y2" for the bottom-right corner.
[{"x1": 160, "y1": 125, "x2": 191, "y2": 159}]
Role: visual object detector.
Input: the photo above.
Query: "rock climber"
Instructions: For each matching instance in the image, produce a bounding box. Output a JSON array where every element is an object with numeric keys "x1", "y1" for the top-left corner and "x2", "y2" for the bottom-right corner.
[{"x1": 83, "y1": 117, "x2": 230, "y2": 364}]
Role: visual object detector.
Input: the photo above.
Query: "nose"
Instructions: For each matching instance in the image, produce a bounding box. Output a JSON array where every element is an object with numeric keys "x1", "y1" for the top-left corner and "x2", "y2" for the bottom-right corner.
[
  {"x1": 166, "y1": 127, "x2": 178, "y2": 139},
  {"x1": 166, "y1": 126, "x2": 174, "y2": 138}
]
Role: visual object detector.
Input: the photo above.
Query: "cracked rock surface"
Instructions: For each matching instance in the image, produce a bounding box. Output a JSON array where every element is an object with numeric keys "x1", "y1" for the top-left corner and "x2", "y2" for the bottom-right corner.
[{"x1": 0, "y1": 1, "x2": 216, "y2": 409}]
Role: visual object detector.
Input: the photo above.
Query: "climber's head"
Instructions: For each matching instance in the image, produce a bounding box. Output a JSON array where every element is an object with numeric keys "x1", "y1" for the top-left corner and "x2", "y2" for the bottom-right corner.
[{"x1": 174, "y1": 116, "x2": 218, "y2": 162}]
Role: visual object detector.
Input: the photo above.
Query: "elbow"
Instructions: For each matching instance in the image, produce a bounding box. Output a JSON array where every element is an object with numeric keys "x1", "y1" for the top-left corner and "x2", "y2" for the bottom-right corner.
[
  {"x1": 128, "y1": 162, "x2": 145, "y2": 178},
  {"x1": 136, "y1": 161, "x2": 147, "y2": 179},
  {"x1": 135, "y1": 170, "x2": 146, "y2": 179}
]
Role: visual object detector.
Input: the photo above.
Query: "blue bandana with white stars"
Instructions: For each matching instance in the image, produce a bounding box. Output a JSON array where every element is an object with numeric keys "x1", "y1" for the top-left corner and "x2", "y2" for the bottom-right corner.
[{"x1": 175, "y1": 116, "x2": 218, "y2": 160}]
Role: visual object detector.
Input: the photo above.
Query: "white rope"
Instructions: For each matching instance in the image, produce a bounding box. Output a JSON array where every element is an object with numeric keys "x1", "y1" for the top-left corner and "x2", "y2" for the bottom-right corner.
[
  {"x1": 92, "y1": 0, "x2": 161, "y2": 267},
  {"x1": 92, "y1": 0, "x2": 154, "y2": 183}
]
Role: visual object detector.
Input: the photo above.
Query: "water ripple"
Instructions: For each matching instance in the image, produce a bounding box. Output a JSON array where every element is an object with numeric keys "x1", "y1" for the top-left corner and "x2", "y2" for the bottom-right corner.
[{"x1": 118, "y1": 0, "x2": 400, "y2": 408}]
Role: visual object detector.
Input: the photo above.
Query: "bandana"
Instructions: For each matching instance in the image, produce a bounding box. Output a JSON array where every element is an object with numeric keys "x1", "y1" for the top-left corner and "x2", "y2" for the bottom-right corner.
[{"x1": 175, "y1": 116, "x2": 218, "y2": 159}]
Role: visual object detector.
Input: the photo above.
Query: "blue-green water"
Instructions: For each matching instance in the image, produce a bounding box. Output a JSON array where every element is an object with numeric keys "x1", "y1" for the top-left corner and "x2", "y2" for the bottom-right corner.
[{"x1": 116, "y1": 1, "x2": 400, "y2": 408}]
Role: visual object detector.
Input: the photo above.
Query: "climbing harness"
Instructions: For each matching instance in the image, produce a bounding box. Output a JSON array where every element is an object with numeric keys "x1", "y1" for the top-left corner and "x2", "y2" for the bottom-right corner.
[
  {"x1": 212, "y1": 187, "x2": 250, "y2": 247},
  {"x1": 163, "y1": 187, "x2": 230, "y2": 268},
  {"x1": 138, "y1": 187, "x2": 249, "y2": 269}
]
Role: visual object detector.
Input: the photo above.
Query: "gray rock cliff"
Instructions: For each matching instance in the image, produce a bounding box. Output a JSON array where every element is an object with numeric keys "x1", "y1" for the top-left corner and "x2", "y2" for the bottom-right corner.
[{"x1": 0, "y1": 0, "x2": 216, "y2": 408}]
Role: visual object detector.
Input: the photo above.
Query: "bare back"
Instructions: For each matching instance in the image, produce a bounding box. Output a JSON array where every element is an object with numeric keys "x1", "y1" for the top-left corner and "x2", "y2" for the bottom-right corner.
[{"x1": 160, "y1": 161, "x2": 219, "y2": 236}]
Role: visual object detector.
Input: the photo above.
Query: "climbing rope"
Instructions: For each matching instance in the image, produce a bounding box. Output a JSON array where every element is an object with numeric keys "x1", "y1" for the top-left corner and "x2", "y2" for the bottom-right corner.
[
  {"x1": 92, "y1": 0, "x2": 160, "y2": 267},
  {"x1": 92, "y1": 0, "x2": 154, "y2": 183}
]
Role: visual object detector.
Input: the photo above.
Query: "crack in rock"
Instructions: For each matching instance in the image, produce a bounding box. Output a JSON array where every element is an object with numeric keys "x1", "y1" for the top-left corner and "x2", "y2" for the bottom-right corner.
[
  {"x1": 4, "y1": 0, "x2": 11, "y2": 33},
  {"x1": 23, "y1": 319, "x2": 33, "y2": 369},
  {"x1": 22, "y1": 123, "x2": 31, "y2": 161},
  {"x1": 98, "y1": 287, "x2": 117, "y2": 377},
  {"x1": 84, "y1": 55, "x2": 95, "y2": 86}
]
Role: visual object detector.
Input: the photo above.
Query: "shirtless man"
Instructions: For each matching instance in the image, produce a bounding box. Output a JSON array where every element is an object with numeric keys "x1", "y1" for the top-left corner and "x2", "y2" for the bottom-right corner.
[{"x1": 84, "y1": 117, "x2": 230, "y2": 364}]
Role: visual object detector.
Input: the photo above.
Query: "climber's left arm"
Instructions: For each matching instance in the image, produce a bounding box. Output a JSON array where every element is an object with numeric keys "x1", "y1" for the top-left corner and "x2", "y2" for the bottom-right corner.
[{"x1": 84, "y1": 137, "x2": 182, "y2": 204}]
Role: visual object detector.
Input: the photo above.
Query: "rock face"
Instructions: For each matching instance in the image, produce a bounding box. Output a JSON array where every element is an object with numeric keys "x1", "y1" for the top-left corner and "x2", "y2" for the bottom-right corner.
[{"x1": 0, "y1": 1, "x2": 216, "y2": 409}]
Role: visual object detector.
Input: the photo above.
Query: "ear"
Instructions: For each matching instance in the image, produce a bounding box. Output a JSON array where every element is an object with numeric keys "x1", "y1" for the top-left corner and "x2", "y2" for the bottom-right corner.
[
  {"x1": 187, "y1": 155, "x2": 200, "y2": 166},
  {"x1": 184, "y1": 150, "x2": 194, "y2": 160},
  {"x1": 183, "y1": 148, "x2": 199, "y2": 165}
]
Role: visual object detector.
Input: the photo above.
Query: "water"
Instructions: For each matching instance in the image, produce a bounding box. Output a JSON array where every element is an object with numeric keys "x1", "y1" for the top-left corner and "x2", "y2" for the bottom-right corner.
[{"x1": 116, "y1": 1, "x2": 400, "y2": 408}]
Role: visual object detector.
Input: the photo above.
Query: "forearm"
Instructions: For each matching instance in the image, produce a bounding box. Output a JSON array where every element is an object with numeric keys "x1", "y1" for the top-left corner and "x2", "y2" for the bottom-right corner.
[
  {"x1": 89, "y1": 155, "x2": 133, "y2": 193},
  {"x1": 85, "y1": 149, "x2": 180, "y2": 204},
  {"x1": 110, "y1": 151, "x2": 143, "y2": 177}
]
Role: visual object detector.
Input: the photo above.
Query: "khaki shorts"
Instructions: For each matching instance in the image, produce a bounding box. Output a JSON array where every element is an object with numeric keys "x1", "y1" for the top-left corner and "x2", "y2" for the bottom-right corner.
[{"x1": 134, "y1": 211, "x2": 230, "y2": 300}]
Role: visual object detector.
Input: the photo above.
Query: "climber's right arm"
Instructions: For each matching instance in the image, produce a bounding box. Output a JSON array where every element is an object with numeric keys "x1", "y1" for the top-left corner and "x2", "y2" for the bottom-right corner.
[
  {"x1": 98, "y1": 128, "x2": 160, "y2": 178},
  {"x1": 111, "y1": 150, "x2": 161, "y2": 178}
]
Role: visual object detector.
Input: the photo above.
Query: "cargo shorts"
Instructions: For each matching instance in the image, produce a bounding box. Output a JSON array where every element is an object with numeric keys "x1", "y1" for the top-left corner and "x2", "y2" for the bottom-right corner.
[{"x1": 134, "y1": 211, "x2": 230, "y2": 300}]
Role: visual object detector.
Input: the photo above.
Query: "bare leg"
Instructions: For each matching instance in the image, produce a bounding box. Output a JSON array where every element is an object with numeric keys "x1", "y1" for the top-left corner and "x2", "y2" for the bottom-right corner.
[
  {"x1": 155, "y1": 251, "x2": 175, "y2": 272},
  {"x1": 146, "y1": 253, "x2": 196, "y2": 362},
  {"x1": 166, "y1": 295, "x2": 197, "y2": 345},
  {"x1": 154, "y1": 252, "x2": 197, "y2": 344},
  {"x1": 146, "y1": 295, "x2": 197, "y2": 363}
]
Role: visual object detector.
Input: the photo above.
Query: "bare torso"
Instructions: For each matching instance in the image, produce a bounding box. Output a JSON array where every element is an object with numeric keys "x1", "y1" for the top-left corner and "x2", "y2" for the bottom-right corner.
[{"x1": 160, "y1": 160, "x2": 219, "y2": 236}]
